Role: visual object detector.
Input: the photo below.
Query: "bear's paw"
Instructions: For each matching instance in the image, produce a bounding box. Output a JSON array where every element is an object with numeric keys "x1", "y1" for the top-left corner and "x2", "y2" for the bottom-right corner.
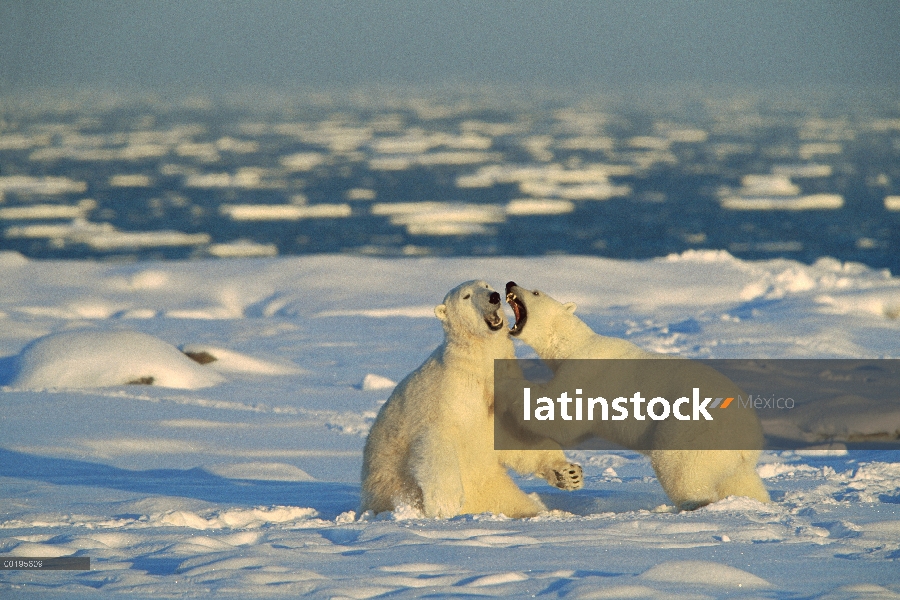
[{"x1": 551, "y1": 463, "x2": 584, "y2": 491}]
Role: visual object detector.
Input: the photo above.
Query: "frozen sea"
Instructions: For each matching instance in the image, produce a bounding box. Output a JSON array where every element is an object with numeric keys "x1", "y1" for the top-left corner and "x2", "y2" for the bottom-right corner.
[
  {"x1": 0, "y1": 87, "x2": 899, "y2": 598},
  {"x1": 0, "y1": 85, "x2": 898, "y2": 272}
]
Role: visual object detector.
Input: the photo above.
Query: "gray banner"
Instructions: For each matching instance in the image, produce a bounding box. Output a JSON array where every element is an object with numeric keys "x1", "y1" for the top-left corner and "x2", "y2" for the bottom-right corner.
[
  {"x1": 0, "y1": 557, "x2": 90, "y2": 570},
  {"x1": 494, "y1": 359, "x2": 900, "y2": 451}
]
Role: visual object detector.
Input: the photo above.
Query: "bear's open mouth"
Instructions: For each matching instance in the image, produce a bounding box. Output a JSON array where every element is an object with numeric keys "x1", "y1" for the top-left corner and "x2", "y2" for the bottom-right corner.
[
  {"x1": 505, "y1": 290, "x2": 526, "y2": 336},
  {"x1": 484, "y1": 308, "x2": 505, "y2": 331}
]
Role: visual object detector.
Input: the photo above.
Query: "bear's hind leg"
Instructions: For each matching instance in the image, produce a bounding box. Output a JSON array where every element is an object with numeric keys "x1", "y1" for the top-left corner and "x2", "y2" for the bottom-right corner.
[
  {"x1": 410, "y1": 432, "x2": 465, "y2": 518},
  {"x1": 651, "y1": 451, "x2": 720, "y2": 511}
]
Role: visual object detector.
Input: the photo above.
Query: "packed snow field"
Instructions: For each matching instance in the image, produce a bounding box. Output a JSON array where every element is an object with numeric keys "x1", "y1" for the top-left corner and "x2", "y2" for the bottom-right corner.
[{"x1": 1, "y1": 249, "x2": 899, "y2": 598}]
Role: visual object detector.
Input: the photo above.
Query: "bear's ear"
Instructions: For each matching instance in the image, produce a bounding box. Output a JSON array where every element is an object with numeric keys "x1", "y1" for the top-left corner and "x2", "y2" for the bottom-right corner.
[
  {"x1": 434, "y1": 304, "x2": 447, "y2": 321},
  {"x1": 563, "y1": 302, "x2": 577, "y2": 314}
]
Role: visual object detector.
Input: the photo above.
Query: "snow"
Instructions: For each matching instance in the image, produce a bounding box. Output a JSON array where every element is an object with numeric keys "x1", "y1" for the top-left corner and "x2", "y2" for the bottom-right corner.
[
  {"x1": 279, "y1": 152, "x2": 326, "y2": 172},
  {"x1": 1, "y1": 250, "x2": 899, "y2": 598},
  {"x1": 178, "y1": 344, "x2": 303, "y2": 376},
  {"x1": 505, "y1": 198, "x2": 575, "y2": 215},
  {"x1": 184, "y1": 170, "x2": 269, "y2": 189},
  {"x1": 456, "y1": 163, "x2": 633, "y2": 199},
  {"x1": 4, "y1": 219, "x2": 210, "y2": 250},
  {"x1": 0, "y1": 201, "x2": 94, "y2": 221},
  {"x1": 721, "y1": 193, "x2": 844, "y2": 211},
  {"x1": 108, "y1": 174, "x2": 154, "y2": 188},
  {"x1": 718, "y1": 173, "x2": 845, "y2": 211},
  {"x1": 371, "y1": 202, "x2": 505, "y2": 236},
  {"x1": 206, "y1": 240, "x2": 279, "y2": 258},
  {"x1": 10, "y1": 330, "x2": 224, "y2": 390},
  {"x1": 368, "y1": 151, "x2": 500, "y2": 171},
  {"x1": 346, "y1": 188, "x2": 377, "y2": 201},
  {"x1": 84, "y1": 230, "x2": 211, "y2": 250},
  {"x1": 219, "y1": 203, "x2": 353, "y2": 221},
  {"x1": 0, "y1": 175, "x2": 87, "y2": 195},
  {"x1": 772, "y1": 164, "x2": 833, "y2": 178},
  {"x1": 800, "y1": 142, "x2": 843, "y2": 159},
  {"x1": 739, "y1": 174, "x2": 801, "y2": 196},
  {"x1": 639, "y1": 559, "x2": 771, "y2": 587},
  {"x1": 359, "y1": 373, "x2": 397, "y2": 391},
  {"x1": 415, "y1": 151, "x2": 500, "y2": 165}
]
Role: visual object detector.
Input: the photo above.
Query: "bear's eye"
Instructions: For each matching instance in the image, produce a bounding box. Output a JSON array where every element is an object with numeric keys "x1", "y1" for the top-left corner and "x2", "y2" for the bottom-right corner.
[
  {"x1": 533, "y1": 291, "x2": 540, "y2": 296},
  {"x1": 463, "y1": 293, "x2": 471, "y2": 300}
]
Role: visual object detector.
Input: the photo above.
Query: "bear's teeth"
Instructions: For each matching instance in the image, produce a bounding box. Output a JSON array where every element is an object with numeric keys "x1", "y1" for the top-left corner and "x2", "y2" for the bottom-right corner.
[
  {"x1": 509, "y1": 296, "x2": 523, "y2": 323},
  {"x1": 485, "y1": 310, "x2": 505, "y2": 331}
]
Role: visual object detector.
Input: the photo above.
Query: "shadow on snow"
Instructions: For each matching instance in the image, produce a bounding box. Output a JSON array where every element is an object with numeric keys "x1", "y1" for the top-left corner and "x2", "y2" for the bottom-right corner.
[{"x1": 0, "y1": 447, "x2": 359, "y2": 520}]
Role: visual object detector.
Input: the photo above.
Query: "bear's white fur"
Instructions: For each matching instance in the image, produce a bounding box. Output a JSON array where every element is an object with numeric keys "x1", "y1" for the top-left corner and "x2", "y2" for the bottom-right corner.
[
  {"x1": 359, "y1": 280, "x2": 582, "y2": 518},
  {"x1": 504, "y1": 281, "x2": 770, "y2": 511}
]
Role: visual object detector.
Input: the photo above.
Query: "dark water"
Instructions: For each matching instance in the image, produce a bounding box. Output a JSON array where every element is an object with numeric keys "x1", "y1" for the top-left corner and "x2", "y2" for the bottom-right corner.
[{"x1": 1, "y1": 86, "x2": 898, "y2": 273}]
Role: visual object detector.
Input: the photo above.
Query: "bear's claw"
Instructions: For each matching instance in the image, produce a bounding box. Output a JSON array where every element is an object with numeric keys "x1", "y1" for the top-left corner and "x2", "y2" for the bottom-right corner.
[{"x1": 553, "y1": 463, "x2": 583, "y2": 491}]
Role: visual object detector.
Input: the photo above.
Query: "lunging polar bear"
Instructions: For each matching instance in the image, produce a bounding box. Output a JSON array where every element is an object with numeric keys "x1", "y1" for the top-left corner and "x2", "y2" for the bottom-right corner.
[
  {"x1": 359, "y1": 280, "x2": 583, "y2": 518},
  {"x1": 504, "y1": 281, "x2": 769, "y2": 511}
]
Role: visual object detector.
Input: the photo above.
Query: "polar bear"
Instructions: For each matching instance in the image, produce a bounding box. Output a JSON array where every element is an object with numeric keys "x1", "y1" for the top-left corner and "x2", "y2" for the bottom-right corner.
[
  {"x1": 503, "y1": 281, "x2": 770, "y2": 511},
  {"x1": 359, "y1": 280, "x2": 583, "y2": 518}
]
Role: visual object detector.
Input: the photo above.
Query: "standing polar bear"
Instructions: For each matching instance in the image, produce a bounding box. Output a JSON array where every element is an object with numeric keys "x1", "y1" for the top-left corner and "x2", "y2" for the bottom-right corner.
[
  {"x1": 504, "y1": 281, "x2": 770, "y2": 511},
  {"x1": 360, "y1": 280, "x2": 583, "y2": 518}
]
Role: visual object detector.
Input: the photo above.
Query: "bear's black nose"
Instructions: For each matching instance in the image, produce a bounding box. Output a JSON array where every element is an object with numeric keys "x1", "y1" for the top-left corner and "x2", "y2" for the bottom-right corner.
[
  {"x1": 505, "y1": 281, "x2": 517, "y2": 294},
  {"x1": 489, "y1": 291, "x2": 501, "y2": 305}
]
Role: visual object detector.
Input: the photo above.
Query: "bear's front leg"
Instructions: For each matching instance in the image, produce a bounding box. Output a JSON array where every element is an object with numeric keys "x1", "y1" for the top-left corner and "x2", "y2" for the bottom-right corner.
[
  {"x1": 498, "y1": 449, "x2": 584, "y2": 491},
  {"x1": 410, "y1": 431, "x2": 465, "y2": 518}
]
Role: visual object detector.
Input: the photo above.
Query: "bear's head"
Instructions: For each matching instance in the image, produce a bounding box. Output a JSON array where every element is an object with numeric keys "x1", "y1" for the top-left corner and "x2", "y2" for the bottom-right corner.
[
  {"x1": 434, "y1": 280, "x2": 506, "y2": 338},
  {"x1": 505, "y1": 281, "x2": 577, "y2": 348}
]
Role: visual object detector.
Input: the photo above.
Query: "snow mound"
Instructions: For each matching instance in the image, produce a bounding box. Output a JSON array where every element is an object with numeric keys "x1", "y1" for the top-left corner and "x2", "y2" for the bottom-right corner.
[
  {"x1": 6, "y1": 542, "x2": 78, "y2": 558},
  {"x1": 700, "y1": 495, "x2": 778, "y2": 512},
  {"x1": 359, "y1": 373, "x2": 397, "y2": 391},
  {"x1": 640, "y1": 560, "x2": 770, "y2": 587},
  {"x1": 817, "y1": 584, "x2": 900, "y2": 600},
  {"x1": 10, "y1": 329, "x2": 224, "y2": 389},
  {"x1": 152, "y1": 506, "x2": 321, "y2": 530},
  {"x1": 566, "y1": 583, "x2": 702, "y2": 599},
  {"x1": 180, "y1": 344, "x2": 304, "y2": 375},
  {"x1": 757, "y1": 462, "x2": 818, "y2": 478},
  {"x1": 203, "y1": 462, "x2": 315, "y2": 481},
  {"x1": 316, "y1": 305, "x2": 437, "y2": 318},
  {"x1": 465, "y1": 571, "x2": 529, "y2": 587}
]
